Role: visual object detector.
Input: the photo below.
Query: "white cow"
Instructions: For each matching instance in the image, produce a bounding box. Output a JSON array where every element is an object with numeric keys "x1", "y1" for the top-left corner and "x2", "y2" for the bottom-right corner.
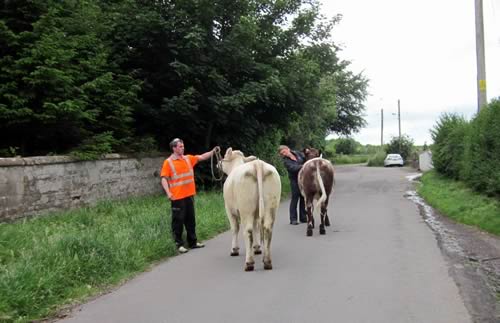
[{"x1": 219, "y1": 148, "x2": 281, "y2": 271}]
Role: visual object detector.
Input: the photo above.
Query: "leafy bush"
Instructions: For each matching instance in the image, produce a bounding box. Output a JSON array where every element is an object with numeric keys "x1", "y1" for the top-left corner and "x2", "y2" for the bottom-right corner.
[
  {"x1": 430, "y1": 113, "x2": 468, "y2": 179},
  {"x1": 461, "y1": 99, "x2": 500, "y2": 196},
  {"x1": 385, "y1": 134, "x2": 414, "y2": 161},
  {"x1": 335, "y1": 137, "x2": 357, "y2": 155},
  {"x1": 334, "y1": 154, "x2": 369, "y2": 165},
  {"x1": 124, "y1": 136, "x2": 159, "y2": 155},
  {"x1": 252, "y1": 128, "x2": 284, "y2": 169},
  {"x1": 367, "y1": 151, "x2": 386, "y2": 167},
  {"x1": 0, "y1": 146, "x2": 19, "y2": 157},
  {"x1": 69, "y1": 132, "x2": 117, "y2": 160}
]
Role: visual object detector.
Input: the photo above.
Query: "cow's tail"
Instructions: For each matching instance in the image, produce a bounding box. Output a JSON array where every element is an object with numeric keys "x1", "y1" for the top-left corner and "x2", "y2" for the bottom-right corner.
[
  {"x1": 315, "y1": 161, "x2": 327, "y2": 211},
  {"x1": 255, "y1": 160, "x2": 264, "y2": 221}
]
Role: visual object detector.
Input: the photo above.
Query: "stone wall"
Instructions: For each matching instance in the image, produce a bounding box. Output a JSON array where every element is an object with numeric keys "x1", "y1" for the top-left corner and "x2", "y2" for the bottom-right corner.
[{"x1": 0, "y1": 154, "x2": 165, "y2": 222}]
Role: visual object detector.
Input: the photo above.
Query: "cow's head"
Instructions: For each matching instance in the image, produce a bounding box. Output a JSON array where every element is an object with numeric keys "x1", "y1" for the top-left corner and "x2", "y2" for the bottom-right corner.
[
  {"x1": 303, "y1": 147, "x2": 321, "y2": 160},
  {"x1": 219, "y1": 148, "x2": 257, "y2": 175}
]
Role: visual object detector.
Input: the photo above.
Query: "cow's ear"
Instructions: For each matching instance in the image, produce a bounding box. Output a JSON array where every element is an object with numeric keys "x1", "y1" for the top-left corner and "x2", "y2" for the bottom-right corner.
[
  {"x1": 244, "y1": 156, "x2": 257, "y2": 162},
  {"x1": 224, "y1": 148, "x2": 233, "y2": 158}
]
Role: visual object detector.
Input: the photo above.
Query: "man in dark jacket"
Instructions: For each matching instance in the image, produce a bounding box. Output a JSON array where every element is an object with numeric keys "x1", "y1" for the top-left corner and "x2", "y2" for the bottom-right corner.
[{"x1": 278, "y1": 145, "x2": 307, "y2": 225}]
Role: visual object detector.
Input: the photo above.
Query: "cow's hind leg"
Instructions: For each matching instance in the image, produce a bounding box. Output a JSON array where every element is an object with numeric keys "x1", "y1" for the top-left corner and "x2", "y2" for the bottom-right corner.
[
  {"x1": 306, "y1": 201, "x2": 314, "y2": 237},
  {"x1": 262, "y1": 210, "x2": 276, "y2": 270},
  {"x1": 253, "y1": 216, "x2": 262, "y2": 255},
  {"x1": 227, "y1": 209, "x2": 240, "y2": 256},
  {"x1": 324, "y1": 214, "x2": 331, "y2": 227},
  {"x1": 243, "y1": 219, "x2": 255, "y2": 271},
  {"x1": 319, "y1": 201, "x2": 328, "y2": 235}
]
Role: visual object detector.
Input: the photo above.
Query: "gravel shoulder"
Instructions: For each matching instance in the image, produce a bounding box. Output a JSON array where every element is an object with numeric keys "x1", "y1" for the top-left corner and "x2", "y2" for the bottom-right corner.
[{"x1": 406, "y1": 177, "x2": 500, "y2": 323}]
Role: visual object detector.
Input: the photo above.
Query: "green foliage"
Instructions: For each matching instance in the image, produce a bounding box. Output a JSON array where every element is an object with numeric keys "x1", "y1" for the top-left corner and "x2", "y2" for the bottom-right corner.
[
  {"x1": 124, "y1": 136, "x2": 159, "y2": 155},
  {"x1": 0, "y1": 0, "x2": 368, "y2": 160},
  {"x1": 418, "y1": 171, "x2": 500, "y2": 236},
  {"x1": 430, "y1": 113, "x2": 468, "y2": 179},
  {"x1": 428, "y1": 100, "x2": 500, "y2": 198},
  {"x1": 335, "y1": 137, "x2": 357, "y2": 155},
  {"x1": 250, "y1": 128, "x2": 285, "y2": 173},
  {"x1": 461, "y1": 99, "x2": 500, "y2": 196},
  {"x1": 333, "y1": 154, "x2": 369, "y2": 165},
  {"x1": 329, "y1": 67, "x2": 369, "y2": 135},
  {"x1": 367, "y1": 151, "x2": 386, "y2": 167},
  {"x1": 0, "y1": 146, "x2": 19, "y2": 157},
  {"x1": 358, "y1": 144, "x2": 381, "y2": 155},
  {"x1": 324, "y1": 139, "x2": 381, "y2": 163},
  {"x1": 69, "y1": 132, "x2": 117, "y2": 160},
  {"x1": 385, "y1": 134, "x2": 414, "y2": 161},
  {"x1": 0, "y1": 193, "x2": 228, "y2": 322},
  {"x1": 0, "y1": 1, "x2": 140, "y2": 156}
]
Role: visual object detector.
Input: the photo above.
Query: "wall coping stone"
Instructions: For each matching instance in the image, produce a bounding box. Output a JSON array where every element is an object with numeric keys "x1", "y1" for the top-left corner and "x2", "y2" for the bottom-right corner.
[{"x1": 0, "y1": 153, "x2": 166, "y2": 167}]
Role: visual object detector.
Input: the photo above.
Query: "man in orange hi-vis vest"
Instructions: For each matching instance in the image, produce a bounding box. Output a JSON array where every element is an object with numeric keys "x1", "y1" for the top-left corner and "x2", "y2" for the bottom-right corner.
[{"x1": 161, "y1": 138, "x2": 219, "y2": 254}]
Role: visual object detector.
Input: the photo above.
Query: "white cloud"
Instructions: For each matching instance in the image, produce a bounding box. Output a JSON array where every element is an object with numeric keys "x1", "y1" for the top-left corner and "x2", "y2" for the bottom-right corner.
[{"x1": 321, "y1": 0, "x2": 500, "y2": 145}]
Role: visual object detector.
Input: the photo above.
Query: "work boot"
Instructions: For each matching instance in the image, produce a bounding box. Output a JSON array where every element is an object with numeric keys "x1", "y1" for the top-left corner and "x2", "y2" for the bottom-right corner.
[{"x1": 190, "y1": 242, "x2": 205, "y2": 249}]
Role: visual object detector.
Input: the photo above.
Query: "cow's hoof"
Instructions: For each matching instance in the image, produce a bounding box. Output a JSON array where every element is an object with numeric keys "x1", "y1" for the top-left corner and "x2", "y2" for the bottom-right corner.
[
  {"x1": 264, "y1": 262, "x2": 273, "y2": 270},
  {"x1": 307, "y1": 228, "x2": 313, "y2": 236},
  {"x1": 320, "y1": 228, "x2": 326, "y2": 235},
  {"x1": 254, "y1": 250, "x2": 262, "y2": 255},
  {"x1": 245, "y1": 263, "x2": 254, "y2": 271},
  {"x1": 325, "y1": 217, "x2": 331, "y2": 227},
  {"x1": 231, "y1": 251, "x2": 239, "y2": 256}
]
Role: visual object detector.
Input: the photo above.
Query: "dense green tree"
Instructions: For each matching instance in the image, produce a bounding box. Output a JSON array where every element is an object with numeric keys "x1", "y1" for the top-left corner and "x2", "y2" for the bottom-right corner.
[
  {"x1": 335, "y1": 137, "x2": 357, "y2": 155},
  {"x1": 330, "y1": 66, "x2": 368, "y2": 135},
  {"x1": 0, "y1": 0, "x2": 368, "y2": 157},
  {"x1": 461, "y1": 100, "x2": 500, "y2": 196},
  {"x1": 430, "y1": 113, "x2": 468, "y2": 179},
  {"x1": 385, "y1": 134, "x2": 414, "y2": 161},
  {"x1": 0, "y1": 1, "x2": 140, "y2": 155}
]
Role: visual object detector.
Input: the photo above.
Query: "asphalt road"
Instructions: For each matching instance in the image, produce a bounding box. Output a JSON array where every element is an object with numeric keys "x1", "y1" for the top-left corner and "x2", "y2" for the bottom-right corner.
[{"x1": 60, "y1": 165, "x2": 471, "y2": 323}]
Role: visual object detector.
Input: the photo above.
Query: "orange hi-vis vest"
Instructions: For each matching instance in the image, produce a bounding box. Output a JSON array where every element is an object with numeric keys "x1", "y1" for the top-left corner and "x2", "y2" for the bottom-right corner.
[{"x1": 161, "y1": 154, "x2": 199, "y2": 200}]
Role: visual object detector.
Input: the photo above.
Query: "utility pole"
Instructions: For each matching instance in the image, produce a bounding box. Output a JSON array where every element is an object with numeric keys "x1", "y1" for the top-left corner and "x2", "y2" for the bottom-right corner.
[
  {"x1": 398, "y1": 99, "x2": 401, "y2": 141},
  {"x1": 397, "y1": 99, "x2": 401, "y2": 154},
  {"x1": 381, "y1": 108, "x2": 384, "y2": 147},
  {"x1": 391, "y1": 100, "x2": 402, "y2": 153},
  {"x1": 475, "y1": 0, "x2": 487, "y2": 111}
]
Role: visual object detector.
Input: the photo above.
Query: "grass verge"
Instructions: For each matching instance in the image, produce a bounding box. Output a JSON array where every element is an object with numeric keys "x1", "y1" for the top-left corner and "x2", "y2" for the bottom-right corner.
[
  {"x1": 333, "y1": 154, "x2": 369, "y2": 165},
  {"x1": 280, "y1": 175, "x2": 291, "y2": 198},
  {"x1": 0, "y1": 192, "x2": 228, "y2": 322},
  {"x1": 418, "y1": 171, "x2": 500, "y2": 236}
]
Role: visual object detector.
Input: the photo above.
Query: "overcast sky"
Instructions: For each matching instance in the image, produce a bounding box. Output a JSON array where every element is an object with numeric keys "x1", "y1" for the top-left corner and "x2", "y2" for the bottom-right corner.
[{"x1": 320, "y1": 0, "x2": 500, "y2": 145}]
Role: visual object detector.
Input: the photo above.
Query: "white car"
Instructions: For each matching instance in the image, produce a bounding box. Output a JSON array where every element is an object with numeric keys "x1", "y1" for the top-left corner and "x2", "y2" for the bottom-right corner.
[{"x1": 384, "y1": 154, "x2": 404, "y2": 167}]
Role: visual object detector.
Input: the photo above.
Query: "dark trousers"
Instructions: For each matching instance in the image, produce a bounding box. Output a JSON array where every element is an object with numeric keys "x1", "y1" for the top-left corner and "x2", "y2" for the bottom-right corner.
[
  {"x1": 290, "y1": 180, "x2": 306, "y2": 222},
  {"x1": 171, "y1": 196, "x2": 197, "y2": 248}
]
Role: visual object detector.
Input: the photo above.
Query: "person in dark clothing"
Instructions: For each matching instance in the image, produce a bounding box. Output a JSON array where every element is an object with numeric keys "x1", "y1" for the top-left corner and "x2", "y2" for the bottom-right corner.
[{"x1": 278, "y1": 145, "x2": 307, "y2": 225}]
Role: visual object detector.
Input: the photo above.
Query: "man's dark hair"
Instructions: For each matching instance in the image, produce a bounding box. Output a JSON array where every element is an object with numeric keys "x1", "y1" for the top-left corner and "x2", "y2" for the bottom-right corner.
[{"x1": 169, "y1": 138, "x2": 183, "y2": 150}]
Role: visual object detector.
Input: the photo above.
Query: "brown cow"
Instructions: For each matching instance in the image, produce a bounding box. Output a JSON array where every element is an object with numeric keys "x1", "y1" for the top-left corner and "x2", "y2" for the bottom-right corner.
[
  {"x1": 298, "y1": 150, "x2": 335, "y2": 236},
  {"x1": 303, "y1": 147, "x2": 321, "y2": 160}
]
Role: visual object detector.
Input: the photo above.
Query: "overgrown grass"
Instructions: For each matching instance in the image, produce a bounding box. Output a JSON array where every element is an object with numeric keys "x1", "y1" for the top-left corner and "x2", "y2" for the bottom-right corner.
[
  {"x1": 280, "y1": 175, "x2": 291, "y2": 198},
  {"x1": 333, "y1": 154, "x2": 369, "y2": 165},
  {"x1": 367, "y1": 151, "x2": 386, "y2": 167},
  {"x1": 0, "y1": 192, "x2": 228, "y2": 322},
  {"x1": 418, "y1": 171, "x2": 500, "y2": 236}
]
